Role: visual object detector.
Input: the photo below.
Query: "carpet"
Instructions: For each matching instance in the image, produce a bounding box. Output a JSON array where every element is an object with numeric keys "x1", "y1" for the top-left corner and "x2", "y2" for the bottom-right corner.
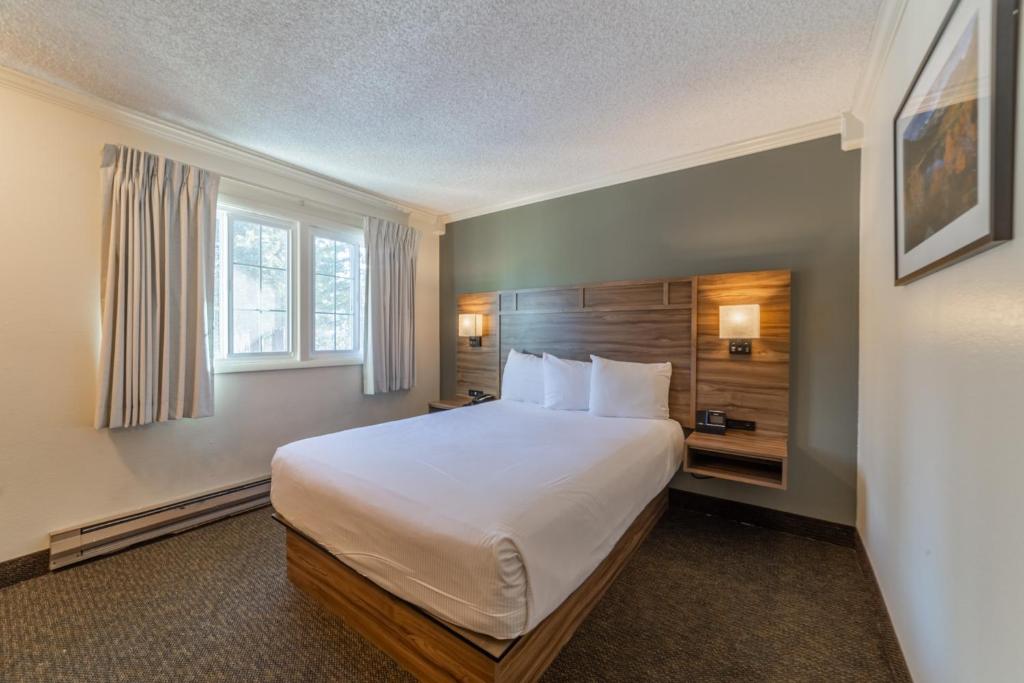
[{"x1": 0, "y1": 506, "x2": 895, "y2": 682}]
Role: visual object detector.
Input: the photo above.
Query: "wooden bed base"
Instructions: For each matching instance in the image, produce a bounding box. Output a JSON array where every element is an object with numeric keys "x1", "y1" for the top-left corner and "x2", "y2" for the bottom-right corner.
[{"x1": 279, "y1": 488, "x2": 668, "y2": 682}]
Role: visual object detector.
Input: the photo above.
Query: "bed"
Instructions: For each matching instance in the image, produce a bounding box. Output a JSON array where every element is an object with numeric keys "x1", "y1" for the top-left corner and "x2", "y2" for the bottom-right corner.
[
  {"x1": 272, "y1": 399, "x2": 683, "y2": 637},
  {"x1": 272, "y1": 399, "x2": 682, "y2": 680},
  {"x1": 269, "y1": 272, "x2": 790, "y2": 681},
  {"x1": 270, "y1": 276, "x2": 715, "y2": 681}
]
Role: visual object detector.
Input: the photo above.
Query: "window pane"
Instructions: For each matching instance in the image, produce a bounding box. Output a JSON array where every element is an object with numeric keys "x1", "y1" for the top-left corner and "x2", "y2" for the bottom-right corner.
[
  {"x1": 233, "y1": 309, "x2": 260, "y2": 353},
  {"x1": 314, "y1": 313, "x2": 335, "y2": 351},
  {"x1": 308, "y1": 233, "x2": 361, "y2": 356},
  {"x1": 336, "y1": 242, "x2": 353, "y2": 278},
  {"x1": 260, "y1": 267, "x2": 288, "y2": 311},
  {"x1": 314, "y1": 237, "x2": 335, "y2": 276},
  {"x1": 260, "y1": 311, "x2": 288, "y2": 352},
  {"x1": 222, "y1": 209, "x2": 295, "y2": 359},
  {"x1": 232, "y1": 220, "x2": 260, "y2": 265},
  {"x1": 336, "y1": 315, "x2": 353, "y2": 351},
  {"x1": 232, "y1": 265, "x2": 260, "y2": 310},
  {"x1": 335, "y1": 277, "x2": 352, "y2": 313},
  {"x1": 315, "y1": 274, "x2": 335, "y2": 313},
  {"x1": 359, "y1": 245, "x2": 367, "y2": 316},
  {"x1": 214, "y1": 211, "x2": 224, "y2": 359},
  {"x1": 261, "y1": 226, "x2": 288, "y2": 269}
]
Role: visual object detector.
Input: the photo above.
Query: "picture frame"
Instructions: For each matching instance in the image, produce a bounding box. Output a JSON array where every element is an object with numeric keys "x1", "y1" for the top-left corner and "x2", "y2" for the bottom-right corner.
[{"x1": 893, "y1": 0, "x2": 1019, "y2": 285}]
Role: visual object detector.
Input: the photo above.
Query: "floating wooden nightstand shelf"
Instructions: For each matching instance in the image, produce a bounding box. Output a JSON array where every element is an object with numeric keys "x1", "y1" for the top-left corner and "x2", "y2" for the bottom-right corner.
[
  {"x1": 428, "y1": 396, "x2": 472, "y2": 412},
  {"x1": 683, "y1": 431, "x2": 789, "y2": 490}
]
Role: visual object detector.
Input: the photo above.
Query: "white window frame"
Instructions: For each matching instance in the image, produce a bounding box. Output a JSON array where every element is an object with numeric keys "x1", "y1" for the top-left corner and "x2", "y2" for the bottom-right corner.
[
  {"x1": 221, "y1": 209, "x2": 297, "y2": 364},
  {"x1": 302, "y1": 224, "x2": 364, "y2": 365},
  {"x1": 213, "y1": 199, "x2": 365, "y2": 374}
]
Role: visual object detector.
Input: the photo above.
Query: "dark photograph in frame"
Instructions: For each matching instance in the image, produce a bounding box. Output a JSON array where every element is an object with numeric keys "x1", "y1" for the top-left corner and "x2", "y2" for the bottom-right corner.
[{"x1": 893, "y1": 0, "x2": 1019, "y2": 285}]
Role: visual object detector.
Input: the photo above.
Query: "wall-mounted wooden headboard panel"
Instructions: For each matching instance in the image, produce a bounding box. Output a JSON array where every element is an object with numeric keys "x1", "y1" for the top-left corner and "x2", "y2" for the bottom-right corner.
[
  {"x1": 696, "y1": 270, "x2": 791, "y2": 438},
  {"x1": 461, "y1": 278, "x2": 696, "y2": 427},
  {"x1": 455, "y1": 292, "x2": 499, "y2": 398},
  {"x1": 501, "y1": 283, "x2": 696, "y2": 426},
  {"x1": 454, "y1": 269, "x2": 790, "y2": 434}
]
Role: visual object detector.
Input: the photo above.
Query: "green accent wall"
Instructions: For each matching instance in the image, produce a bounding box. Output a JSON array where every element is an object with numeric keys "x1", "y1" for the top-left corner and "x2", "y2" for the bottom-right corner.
[{"x1": 440, "y1": 135, "x2": 859, "y2": 524}]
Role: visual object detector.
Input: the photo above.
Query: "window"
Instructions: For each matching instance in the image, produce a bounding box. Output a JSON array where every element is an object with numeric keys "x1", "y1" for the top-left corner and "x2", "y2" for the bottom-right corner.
[
  {"x1": 225, "y1": 211, "x2": 292, "y2": 356},
  {"x1": 312, "y1": 231, "x2": 359, "y2": 353},
  {"x1": 213, "y1": 202, "x2": 364, "y2": 372}
]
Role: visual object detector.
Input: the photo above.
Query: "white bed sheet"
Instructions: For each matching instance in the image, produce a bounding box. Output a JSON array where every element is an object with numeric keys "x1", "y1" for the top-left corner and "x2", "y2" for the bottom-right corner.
[{"x1": 270, "y1": 399, "x2": 683, "y2": 639}]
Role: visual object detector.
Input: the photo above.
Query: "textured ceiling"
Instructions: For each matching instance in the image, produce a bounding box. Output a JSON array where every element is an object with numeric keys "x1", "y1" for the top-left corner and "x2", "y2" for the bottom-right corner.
[{"x1": 0, "y1": 1, "x2": 881, "y2": 216}]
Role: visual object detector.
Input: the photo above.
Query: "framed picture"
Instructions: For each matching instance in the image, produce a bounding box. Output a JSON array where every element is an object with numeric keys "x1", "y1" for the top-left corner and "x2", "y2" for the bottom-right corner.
[{"x1": 893, "y1": 0, "x2": 1019, "y2": 285}]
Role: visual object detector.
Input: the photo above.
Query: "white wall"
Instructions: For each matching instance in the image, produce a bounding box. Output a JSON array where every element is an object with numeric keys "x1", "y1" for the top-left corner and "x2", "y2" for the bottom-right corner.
[
  {"x1": 0, "y1": 80, "x2": 440, "y2": 563},
  {"x1": 858, "y1": 2, "x2": 1024, "y2": 681}
]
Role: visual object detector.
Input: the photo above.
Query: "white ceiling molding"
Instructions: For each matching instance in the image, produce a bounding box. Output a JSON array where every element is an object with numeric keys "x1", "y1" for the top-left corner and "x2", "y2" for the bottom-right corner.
[
  {"x1": 218, "y1": 178, "x2": 368, "y2": 230},
  {"x1": 840, "y1": 111, "x2": 866, "y2": 151},
  {"x1": 442, "y1": 117, "x2": 842, "y2": 224},
  {"x1": 0, "y1": 65, "x2": 442, "y2": 221},
  {"x1": 850, "y1": 0, "x2": 911, "y2": 121},
  {"x1": 408, "y1": 210, "x2": 447, "y2": 236}
]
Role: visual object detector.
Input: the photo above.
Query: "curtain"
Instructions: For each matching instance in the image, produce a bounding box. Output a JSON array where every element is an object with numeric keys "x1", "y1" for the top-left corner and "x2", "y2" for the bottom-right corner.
[
  {"x1": 95, "y1": 144, "x2": 220, "y2": 429},
  {"x1": 363, "y1": 217, "x2": 421, "y2": 394}
]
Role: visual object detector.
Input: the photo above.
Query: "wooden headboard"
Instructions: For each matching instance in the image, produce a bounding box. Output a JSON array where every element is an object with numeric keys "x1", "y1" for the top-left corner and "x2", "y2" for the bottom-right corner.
[
  {"x1": 695, "y1": 270, "x2": 790, "y2": 438},
  {"x1": 455, "y1": 291, "x2": 501, "y2": 398},
  {"x1": 455, "y1": 270, "x2": 790, "y2": 433}
]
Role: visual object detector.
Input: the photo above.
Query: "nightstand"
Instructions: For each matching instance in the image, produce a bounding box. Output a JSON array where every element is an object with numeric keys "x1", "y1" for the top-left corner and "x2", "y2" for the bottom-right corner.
[
  {"x1": 428, "y1": 396, "x2": 472, "y2": 413},
  {"x1": 683, "y1": 431, "x2": 789, "y2": 490}
]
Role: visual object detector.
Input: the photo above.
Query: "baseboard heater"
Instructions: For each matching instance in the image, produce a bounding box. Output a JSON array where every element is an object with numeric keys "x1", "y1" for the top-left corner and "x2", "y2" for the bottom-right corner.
[{"x1": 49, "y1": 477, "x2": 271, "y2": 570}]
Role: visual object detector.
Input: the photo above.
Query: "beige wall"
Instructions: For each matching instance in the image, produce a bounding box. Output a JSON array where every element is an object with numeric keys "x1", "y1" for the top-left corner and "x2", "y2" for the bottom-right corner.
[
  {"x1": 0, "y1": 82, "x2": 440, "y2": 562},
  {"x1": 858, "y1": 2, "x2": 1024, "y2": 681}
]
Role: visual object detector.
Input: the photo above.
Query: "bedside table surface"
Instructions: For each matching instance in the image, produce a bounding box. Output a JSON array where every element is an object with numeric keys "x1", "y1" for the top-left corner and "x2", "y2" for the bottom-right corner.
[{"x1": 428, "y1": 396, "x2": 472, "y2": 410}]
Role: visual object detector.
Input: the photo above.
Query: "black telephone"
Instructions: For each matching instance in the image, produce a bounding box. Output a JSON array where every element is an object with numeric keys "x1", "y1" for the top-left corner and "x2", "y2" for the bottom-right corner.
[
  {"x1": 696, "y1": 409, "x2": 757, "y2": 434},
  {"x1": 696, "y1": 409, "x2": 727, "y2": 435},
  {"x1": 469, "y1": 392, "x2": 496, "y2": 405}
]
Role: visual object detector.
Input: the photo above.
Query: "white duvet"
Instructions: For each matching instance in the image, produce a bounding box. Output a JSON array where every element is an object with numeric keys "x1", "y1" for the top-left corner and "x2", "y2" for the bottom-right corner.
[{"x1": 270, "y1": 399, "x2": 683, "y2": 639}]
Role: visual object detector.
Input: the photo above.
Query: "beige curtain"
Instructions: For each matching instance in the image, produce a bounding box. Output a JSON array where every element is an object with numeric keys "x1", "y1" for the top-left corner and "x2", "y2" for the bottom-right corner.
[
  {"x1": 363, "y1": 217, "x2": 421, "y2": 394},
  {"x1": 95, "y1": 145, "x2": 220, "y2": 429}
]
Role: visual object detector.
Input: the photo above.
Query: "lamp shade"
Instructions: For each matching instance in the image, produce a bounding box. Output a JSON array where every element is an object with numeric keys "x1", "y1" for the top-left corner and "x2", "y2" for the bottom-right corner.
[
  {"x1": 458, "y1": 313, "x2": 483, "y2": 337},
  {"x1": 719, "y1": 304, "x2": 760, "y2": 339}
]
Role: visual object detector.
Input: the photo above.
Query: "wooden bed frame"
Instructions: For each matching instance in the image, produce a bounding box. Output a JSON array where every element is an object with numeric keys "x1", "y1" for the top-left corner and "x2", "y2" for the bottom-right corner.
[{"x1": 277, "y1": 488, "x2": 667, "y2": 682}]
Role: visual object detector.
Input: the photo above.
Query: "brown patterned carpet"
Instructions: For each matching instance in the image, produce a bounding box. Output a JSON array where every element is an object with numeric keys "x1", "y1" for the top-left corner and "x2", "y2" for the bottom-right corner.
[{"x1": 0, "y1": 506, "x2": 897, "y2": 682}]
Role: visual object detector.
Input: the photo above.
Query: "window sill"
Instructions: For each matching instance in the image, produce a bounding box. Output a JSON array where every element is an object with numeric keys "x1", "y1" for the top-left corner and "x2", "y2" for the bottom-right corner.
[{"x1": 214, "y1": 356, "x2": 363, "y2": 374}]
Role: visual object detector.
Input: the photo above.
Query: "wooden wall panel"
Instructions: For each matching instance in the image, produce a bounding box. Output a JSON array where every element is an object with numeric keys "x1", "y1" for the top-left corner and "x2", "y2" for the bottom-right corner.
[
  {"x1": 696, "y1": 270, "x2": 790, "y2": 438},
  {"x1": 515, "y1": 288, "x2": 579, "y2": 312},
  {"x1": 583, "y1": 282, "x2": 664, "y2": 309},
  {"x1": 667, "y1": 280, "x2": 693, "y2": 306},
  {"x1": 499, "y1": 308, "x2": 694, "y2": 428},
  {"x1": 456, "y1": 292, "x2": 500, "y2": 397},
  {"x1": 452, "y1": 271, "x2": 789, "y2": 435}
]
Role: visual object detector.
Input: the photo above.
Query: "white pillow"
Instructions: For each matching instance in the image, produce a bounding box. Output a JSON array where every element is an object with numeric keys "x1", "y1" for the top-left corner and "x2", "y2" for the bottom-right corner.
[
  {"x1": 501, "y1": 349, "x2": 544, "y2": 404},
  {"x1": 542, "y1": 353, "x2": 591, "y2": 411},
  {"x1": 588, "y1": 355, "x2": 672, "y2": 419}
]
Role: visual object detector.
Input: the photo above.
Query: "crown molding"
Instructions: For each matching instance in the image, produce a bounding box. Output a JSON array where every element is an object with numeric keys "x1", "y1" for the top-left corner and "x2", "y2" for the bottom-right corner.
[
  {"x1": 840, "y1": 111, "x2": 865, "y2": 151},
  {"x1": 408, "y1": 209, "x2": 447, "y2": 236},
  {"x1": 441, "y1": 117, "x2": 842, "y2": 224},
  {"x1": 0, "y1": 66, "x2": 443, "y2": 220},
  {"x1": 850, "y1": 0, "x2": 910, "y2": 121}
]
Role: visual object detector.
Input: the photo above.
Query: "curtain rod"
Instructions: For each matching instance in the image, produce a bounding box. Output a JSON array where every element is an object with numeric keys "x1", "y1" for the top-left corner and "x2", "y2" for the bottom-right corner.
[
  {"x1": 218, "y1": 174, "x2": 408, "y2": 221},
  {"x1": 104, "y1": 143, "x2": 417, "y2": 224}
]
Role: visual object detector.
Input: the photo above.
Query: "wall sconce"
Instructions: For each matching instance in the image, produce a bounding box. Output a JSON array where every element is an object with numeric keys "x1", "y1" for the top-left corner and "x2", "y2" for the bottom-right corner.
[
  {"x1": 719, "y1": 304, "x2": 760, "y2": 355},
  {"x1": 459, "y1": 313, "x2": 484, "y2": 347}
]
